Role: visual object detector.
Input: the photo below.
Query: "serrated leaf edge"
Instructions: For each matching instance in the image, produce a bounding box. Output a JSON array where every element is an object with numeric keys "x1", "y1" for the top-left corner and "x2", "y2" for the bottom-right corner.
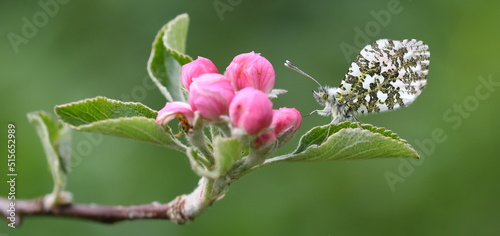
[
  {"x1": 163, "y1": 13, "x2": 193, "y2": 63},
  {"x1": 55, "y1": 96, "x2": 158, "y2": 126},
  {"x1": 290, "y1": 127, "x2": 419, "y2": 162},
  {"x1": 69, "y1": 116, "x2": 187, "y2": 152}
]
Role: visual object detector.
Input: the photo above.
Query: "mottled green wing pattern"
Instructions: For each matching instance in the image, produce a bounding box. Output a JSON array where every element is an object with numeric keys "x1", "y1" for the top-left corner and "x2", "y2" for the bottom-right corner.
[{"x1": 337, "y1": 39, "x2": 430, "y2": 114}]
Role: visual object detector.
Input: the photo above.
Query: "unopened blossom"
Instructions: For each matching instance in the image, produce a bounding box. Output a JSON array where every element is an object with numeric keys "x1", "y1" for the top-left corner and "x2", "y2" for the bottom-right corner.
[
  {"x1": 226, "y1": 52, "x2": 275, "y2": 94},
  {"x1": 181, "y1": 57, "x2": 219, "y2": 90},
  {"x1": 156, "y1": 101, "x2": 194, "y2": 131},
  {"x1": 189, "y1": 73, "x2": 235, "y2": 121},
  {"x1": 270, "y1": 108, "x2": 302, "y2": 137},
  {"x1": 229, "y1": 87, "x2": 273, "y2": 135},
  {"x1": 254, "y1": 130, "x2": 276, "y2": 148},
  {"x1": 256, "y1": 108, "x2": 302, "y2": 147}
]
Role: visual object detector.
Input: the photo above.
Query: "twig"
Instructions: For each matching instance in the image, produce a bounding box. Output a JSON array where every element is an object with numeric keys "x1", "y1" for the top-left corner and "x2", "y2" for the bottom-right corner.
[
  {"x1": 0, "y1": 196, "x2": 182, "y2": 226},
  {"x1": 0, "y1": 177, "x2": 227, "y2": 227}
]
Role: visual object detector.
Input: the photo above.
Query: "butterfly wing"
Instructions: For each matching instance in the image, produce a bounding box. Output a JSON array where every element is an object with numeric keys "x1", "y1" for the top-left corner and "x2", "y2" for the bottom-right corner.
[{"x1": 336, "y1": 39, "x2": 430, "y2": 115}]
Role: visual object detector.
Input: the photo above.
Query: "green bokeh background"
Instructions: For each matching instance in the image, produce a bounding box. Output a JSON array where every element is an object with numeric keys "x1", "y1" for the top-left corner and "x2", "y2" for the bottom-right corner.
[{"x1": 1, "y1": 0, "x2": 500, "y2": 235}]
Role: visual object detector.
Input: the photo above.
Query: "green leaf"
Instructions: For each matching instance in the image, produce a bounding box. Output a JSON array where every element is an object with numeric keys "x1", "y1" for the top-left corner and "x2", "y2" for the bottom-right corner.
[
  {"x1": 55, "y1": 96, "x2": 186, "y2": 152},
  {"x1": 55, "y1": 96, "x2": 157, "y2": 126},
  {"x1": 187, "y1": 137, "x2": 242, "y2": 179},
  {"x1": 27, "y1": 111, "x2": 72, "y2": 201},
  {"x1": 76, "y1": 117, "x2": 186, "y2": 151},
  {"x1": 213, "y1": 137, "x2": 242, "y2": 176},
  {"x1": 263, "y1": 122, "x2": 419, "y2": 166},
  {"x1": 147, "y1": 13, "x2": 193, "y2": 102}
]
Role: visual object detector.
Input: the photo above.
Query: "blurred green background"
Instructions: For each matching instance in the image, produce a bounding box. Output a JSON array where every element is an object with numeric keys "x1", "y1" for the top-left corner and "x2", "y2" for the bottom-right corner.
[{"x1": 1, "y1": 0, "x2": 500, "y2": 235}]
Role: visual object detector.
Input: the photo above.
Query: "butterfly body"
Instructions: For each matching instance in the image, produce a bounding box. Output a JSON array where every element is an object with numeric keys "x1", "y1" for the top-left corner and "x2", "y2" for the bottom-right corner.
[{"x1": 313, "y1": 86, "x2": 352, "y2": 123}]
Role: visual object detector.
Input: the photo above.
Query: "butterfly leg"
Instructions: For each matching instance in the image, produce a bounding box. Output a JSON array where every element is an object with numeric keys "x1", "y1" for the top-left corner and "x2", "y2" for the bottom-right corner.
[
  {"x1": 330, "y1": 116, "x2": 341, "y2": 124},
  {"x1": 351, "y1": 115, "x2": 363, "y2": 128}
]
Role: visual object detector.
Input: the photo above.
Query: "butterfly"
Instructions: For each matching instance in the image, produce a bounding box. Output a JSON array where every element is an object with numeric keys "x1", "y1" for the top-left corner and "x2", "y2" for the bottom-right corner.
[{"x1": 285, "y1": 39, "x2": 430, "y2": 123}]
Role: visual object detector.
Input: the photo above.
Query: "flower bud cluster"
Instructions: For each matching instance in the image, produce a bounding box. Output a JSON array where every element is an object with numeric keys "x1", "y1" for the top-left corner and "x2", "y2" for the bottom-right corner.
[{"x1": 157, "y1": 52, "x2": 302, "y2": 163}]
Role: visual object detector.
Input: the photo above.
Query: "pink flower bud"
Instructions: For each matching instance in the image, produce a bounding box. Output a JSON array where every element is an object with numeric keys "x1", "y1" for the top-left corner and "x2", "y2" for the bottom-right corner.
[
  {"x1": 156, "y1": 101, "x2": 194, "y2": 130},
  {"x1": 181, "y1": 56, "x2": 219, "y2": 90},
  {"x1": 256, "y1": 108, "x2": 302, "y2": 147},
  {"x1": 229, "y1": 87, "x2": 273, "y2": 135},
  {"x1": 189, "y1": 73, "x2": 235, "y2": 121},
  {"x1": 226, "y1": 52, "x2": 275, "y2": 94},
  {"x1": 255, "y1": 131, "x2": 276, "y2": 148},
  {"x1": 271, "y1": 108, "x2": 302, "y2": 136}
]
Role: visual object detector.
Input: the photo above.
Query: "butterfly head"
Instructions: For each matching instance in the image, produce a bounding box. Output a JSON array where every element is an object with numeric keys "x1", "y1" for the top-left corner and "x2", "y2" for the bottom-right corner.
[{"x1": 313, "y1": 86, "x2": 338, "y2": 106}]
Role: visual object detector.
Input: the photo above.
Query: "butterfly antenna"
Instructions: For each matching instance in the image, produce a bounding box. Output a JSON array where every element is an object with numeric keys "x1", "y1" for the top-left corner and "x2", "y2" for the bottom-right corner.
[{"x1": 284, "y1": 60, "x2": 323, "y2": 87}]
